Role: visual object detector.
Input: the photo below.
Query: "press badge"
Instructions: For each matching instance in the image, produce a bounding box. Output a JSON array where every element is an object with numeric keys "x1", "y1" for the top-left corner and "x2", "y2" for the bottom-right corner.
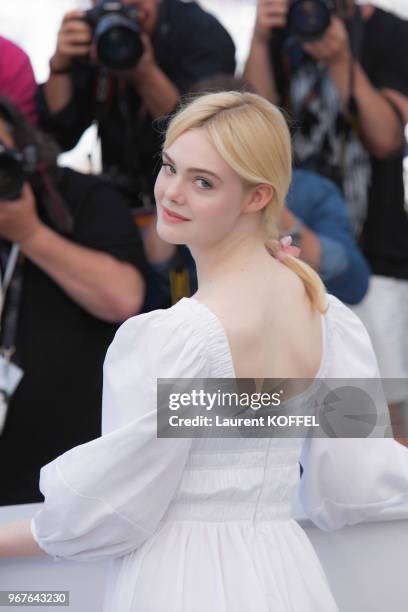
[{"x1": 0, "y1": 354, "x2": 23, "y2": 434}]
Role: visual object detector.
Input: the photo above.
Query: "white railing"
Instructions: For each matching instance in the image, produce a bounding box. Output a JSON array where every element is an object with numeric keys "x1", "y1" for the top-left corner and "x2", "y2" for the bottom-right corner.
[{"x1": 1, "y1": 500, "x2": 408, "y2": 612}]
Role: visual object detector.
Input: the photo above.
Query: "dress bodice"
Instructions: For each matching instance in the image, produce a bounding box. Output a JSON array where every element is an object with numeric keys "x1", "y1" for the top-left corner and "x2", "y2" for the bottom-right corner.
[{"x1": 162, "y1": 438, "x2": 304, "y2": 523}]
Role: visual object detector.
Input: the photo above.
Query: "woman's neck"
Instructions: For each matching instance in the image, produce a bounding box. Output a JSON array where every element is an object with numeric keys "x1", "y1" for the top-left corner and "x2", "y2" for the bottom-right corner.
[{"x1": 190, "y1": 233, "x2": 271, "y2": 296}]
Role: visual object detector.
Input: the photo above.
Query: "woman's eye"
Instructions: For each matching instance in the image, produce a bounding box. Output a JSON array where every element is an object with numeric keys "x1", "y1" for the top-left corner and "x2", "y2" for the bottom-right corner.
[
  {"x1": 196, "y1": 178, "x2": 212, "y2": 190},
  {"x1": 162, "y1": 163, "x2": 176, "y2": 175}
]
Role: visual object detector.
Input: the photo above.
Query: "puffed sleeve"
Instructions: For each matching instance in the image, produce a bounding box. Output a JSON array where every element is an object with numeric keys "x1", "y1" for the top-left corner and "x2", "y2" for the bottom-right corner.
[
  {"x1": 31, "y1": 307, "x2": 210, "y2": 561},
  {"x1": 299, "y1": 295, "x2": 408, "y2": 531}
]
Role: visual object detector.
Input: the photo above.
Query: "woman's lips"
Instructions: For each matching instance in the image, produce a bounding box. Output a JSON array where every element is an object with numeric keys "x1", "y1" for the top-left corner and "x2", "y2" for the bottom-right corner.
[{"x1": 161, "y1": 206, "x2": 190, "y2": 224}]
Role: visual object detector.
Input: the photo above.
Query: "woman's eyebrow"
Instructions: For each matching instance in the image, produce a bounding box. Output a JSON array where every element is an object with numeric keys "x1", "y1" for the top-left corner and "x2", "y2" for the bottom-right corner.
[{"x1": 162, "y1": 151, "x2": 222, "y2": 181}]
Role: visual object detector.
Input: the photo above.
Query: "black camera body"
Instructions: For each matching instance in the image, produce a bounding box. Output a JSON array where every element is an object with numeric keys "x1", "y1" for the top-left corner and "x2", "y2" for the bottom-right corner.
[
  {"x1": 288, "y1": 0, "x2": 343, "y2": 41},
  {"x1": 0, "y1": 141, "x2": 35, "y2": 201},
  {"x1": 83, "y1": 0, "x2": 144, "y2": 71}
]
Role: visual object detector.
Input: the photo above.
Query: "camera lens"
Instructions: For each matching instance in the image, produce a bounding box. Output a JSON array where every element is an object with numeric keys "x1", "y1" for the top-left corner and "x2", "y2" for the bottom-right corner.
[
  {"x1": 95, "y1": 14, "x2": 144, "y2": 71},
  {"x1": 288, "y1": 0, "x2": 332, "y2": 41}
]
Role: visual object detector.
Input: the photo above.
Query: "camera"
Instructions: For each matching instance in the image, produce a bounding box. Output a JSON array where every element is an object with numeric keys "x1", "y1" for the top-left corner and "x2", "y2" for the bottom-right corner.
[
  {"x1": 287, "y1": 0, "x2": 351, "y2": 41},
  {"x1": 0, "y1": 141, "x2": 35, "y2": 201},
  {"x1": 83, "y1": 0, "x2": 144, "y2": 71}
]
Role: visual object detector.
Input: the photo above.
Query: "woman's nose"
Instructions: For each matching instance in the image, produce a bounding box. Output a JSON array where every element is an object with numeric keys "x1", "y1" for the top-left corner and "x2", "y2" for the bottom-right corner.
[{"x1": 164, "y1": 178, "x2": 185, "y2": 205}]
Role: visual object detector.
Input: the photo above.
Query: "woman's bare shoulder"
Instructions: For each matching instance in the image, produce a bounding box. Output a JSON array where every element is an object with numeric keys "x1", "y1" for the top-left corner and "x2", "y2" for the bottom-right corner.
[{"x1": 195, "y1": 274, "x2": 324, "y2": 379}]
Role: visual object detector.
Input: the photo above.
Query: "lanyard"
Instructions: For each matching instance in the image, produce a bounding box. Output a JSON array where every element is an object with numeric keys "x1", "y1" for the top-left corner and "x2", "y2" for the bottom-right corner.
[
  {"x1": 0, "y1": 244, "x2": 20, "y2": 324},
  {"x1": 0, "y1": 244, "x2": 22, "y2": 358},
  {"x1": 0, "y1": 244, "x2": 23, "y2": 434}
]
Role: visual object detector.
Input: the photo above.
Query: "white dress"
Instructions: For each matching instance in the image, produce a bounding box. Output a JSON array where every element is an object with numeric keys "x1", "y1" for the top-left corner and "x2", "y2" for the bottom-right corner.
[{"x1": 31, "y1": 295, "x2": 408, "y2": 611}]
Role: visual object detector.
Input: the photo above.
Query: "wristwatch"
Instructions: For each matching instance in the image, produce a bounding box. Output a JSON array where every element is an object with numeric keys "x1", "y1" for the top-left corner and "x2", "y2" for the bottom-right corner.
[{"x1": 286, "y1": 217, "x2": 304, "y2": 247}]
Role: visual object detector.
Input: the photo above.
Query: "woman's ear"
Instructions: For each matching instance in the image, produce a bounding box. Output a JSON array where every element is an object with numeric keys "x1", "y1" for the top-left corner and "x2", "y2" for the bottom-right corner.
[{"x1": 243, "y1": 184, "x2": 275, "y2": 214}]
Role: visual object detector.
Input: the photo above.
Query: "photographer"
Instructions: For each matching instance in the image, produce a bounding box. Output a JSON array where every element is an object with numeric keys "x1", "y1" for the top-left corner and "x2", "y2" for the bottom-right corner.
[
  {"x1": 244, "y1": 1, "x2": 408, "y2": 427},
  {"x1": 38, "y1": 0, "x2": 236, "y2": 203},
  {"x1": 244, "y1": 1, "x2": 407, "y2": 230},
  {"x1": 0, "y1": 98, "x2": 148, "y2": 505}
]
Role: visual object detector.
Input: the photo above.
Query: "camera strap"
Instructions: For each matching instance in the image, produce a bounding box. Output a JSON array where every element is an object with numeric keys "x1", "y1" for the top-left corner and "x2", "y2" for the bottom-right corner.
[
  {"x1": 331, "y1": 9, "x2": 366, "y2": 188},
  {"x1": 344, "y1": 8, "x2": 365, "y2": 127},
  {"x1": 95, "y1": 68, "x2": 115, "y2": 114},
  {"x1": 35, "y1": 166, "x2": 74, "y2": 236},
  {"x1": 0, "y1": 242, "x2": 24, "y2": 434},
  {"x1": 94, "y1": 67, "x2": 149, "y2": 204}
]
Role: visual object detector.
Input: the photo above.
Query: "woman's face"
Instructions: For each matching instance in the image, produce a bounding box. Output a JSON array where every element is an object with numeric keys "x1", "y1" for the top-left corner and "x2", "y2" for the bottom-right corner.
[{"x1": 154, "y1": 128, "x2": 251, "y2": 247}]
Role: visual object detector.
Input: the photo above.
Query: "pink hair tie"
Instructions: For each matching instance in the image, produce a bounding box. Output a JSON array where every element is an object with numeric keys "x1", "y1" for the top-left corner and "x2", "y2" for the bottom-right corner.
[{"x1": 276, "y1": 235, "x2": 301, "y2": 261}]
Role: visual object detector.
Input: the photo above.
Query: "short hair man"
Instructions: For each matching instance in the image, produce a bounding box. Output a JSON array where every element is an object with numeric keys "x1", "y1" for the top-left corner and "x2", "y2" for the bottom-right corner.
[{"x1": 38, "y1": 0, "x2": 236, "y2": 204}]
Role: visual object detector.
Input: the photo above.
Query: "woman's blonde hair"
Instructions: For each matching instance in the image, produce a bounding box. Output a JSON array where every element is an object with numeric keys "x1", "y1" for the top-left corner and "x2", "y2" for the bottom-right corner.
[{"x1": 163, "y1": 91, "x2": 328, "y2": 313}]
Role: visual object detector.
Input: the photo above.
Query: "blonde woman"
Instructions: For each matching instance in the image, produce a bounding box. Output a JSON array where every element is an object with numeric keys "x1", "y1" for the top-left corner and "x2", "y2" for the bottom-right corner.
[{"x1": 2, "y1": 92, "x2": 408, "y2": 611}]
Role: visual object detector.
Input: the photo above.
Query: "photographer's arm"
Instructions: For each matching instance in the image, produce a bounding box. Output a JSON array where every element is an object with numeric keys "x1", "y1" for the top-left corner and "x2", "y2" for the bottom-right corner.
[
  {"x1": 328, "y1": 58, "x2": 404, "y2": 159},
  {"x1": 304, "y1": 18, "x2": 405, "y2": 159},
  {"x1": 129, "y1": 65, "x2": 179, "y2": 119},
  {"x1": 20, "y1": 224, "x2": 145, "y2": 322},
  {"x1": 43, "y1": 73, "x2": 74, "y2": 116},
  {"x1": 243, "y1": 33, "x2": 279, "y2": 104},
  {"x1": 126, "y1": 34, "x2": 178, "y2": 118},
  {"x1": 0, "y1": 520, "x2": 46, "y2": 558},
  {"x1": 0, "y1": 185, "x2": 145, "y2": 323},
  {"x1": 43, "y1": 10, "x2": 90, "y2": 115},
  {"x1": 243, "y1": 0, "x2": 288, "y2": 103}
]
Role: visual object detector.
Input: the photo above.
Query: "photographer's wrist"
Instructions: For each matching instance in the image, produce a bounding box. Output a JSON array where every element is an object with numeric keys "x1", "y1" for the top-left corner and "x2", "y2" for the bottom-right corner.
[
  {"x1": 254, "y1": 25, "x2": 274, "y2": 45},
  {"x1": 127, "y1": 61, "x2": 158, "y2": 88},
  {"x1": 18, "y1": 222, "x2": 47, "y2": 252},
  {"x1": 49, "y1": 54, "x2": 72, "y2": 75}
]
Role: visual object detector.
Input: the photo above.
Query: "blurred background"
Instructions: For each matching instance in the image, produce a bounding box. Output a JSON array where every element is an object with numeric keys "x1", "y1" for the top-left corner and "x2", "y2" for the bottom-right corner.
[
  {"x1": 1, "y1": 1, "x2": 408, "y2": 79},
  {"x1": 0, "y1": 0, "x2": 407, "y2": 170},
  {"x1": 1, "y1": 1, "x2": 408, "y2": 81}
]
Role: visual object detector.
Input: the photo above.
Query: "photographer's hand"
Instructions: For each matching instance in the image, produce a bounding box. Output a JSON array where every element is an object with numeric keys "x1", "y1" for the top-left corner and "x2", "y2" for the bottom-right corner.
[
  {"x1": 0, "y1": 183, "x2": 43, "y2": 245},
  {"x1": 125, "y1": 34, "x2": 179, "y2": 118},
  {"x1": 45, "y1": 10, "x2": 91, "y2": 115},
  {"x1": 303, "y1": 17, "x2": 351, "y2": 66},
  {"x1": 50, "y1": 10, "x2": 91, "y2": 73},
  {"x1": 126, "y1": 33, "x2": 156, "y2": 80},
  {"x1": 255, "y1": 0, "x2": 289, "y2": 42}
]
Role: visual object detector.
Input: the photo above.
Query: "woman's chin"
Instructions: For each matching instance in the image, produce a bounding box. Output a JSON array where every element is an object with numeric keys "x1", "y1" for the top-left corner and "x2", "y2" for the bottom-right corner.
[{"x1": 156, "y1": 223, "x2": 186, "y2": 245}]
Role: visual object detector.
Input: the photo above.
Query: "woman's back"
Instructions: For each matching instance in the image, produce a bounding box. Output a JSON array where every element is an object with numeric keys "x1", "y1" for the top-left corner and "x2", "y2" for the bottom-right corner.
[{"x1": 194, "y1": 252, "x2": 324, "y2": 380}]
